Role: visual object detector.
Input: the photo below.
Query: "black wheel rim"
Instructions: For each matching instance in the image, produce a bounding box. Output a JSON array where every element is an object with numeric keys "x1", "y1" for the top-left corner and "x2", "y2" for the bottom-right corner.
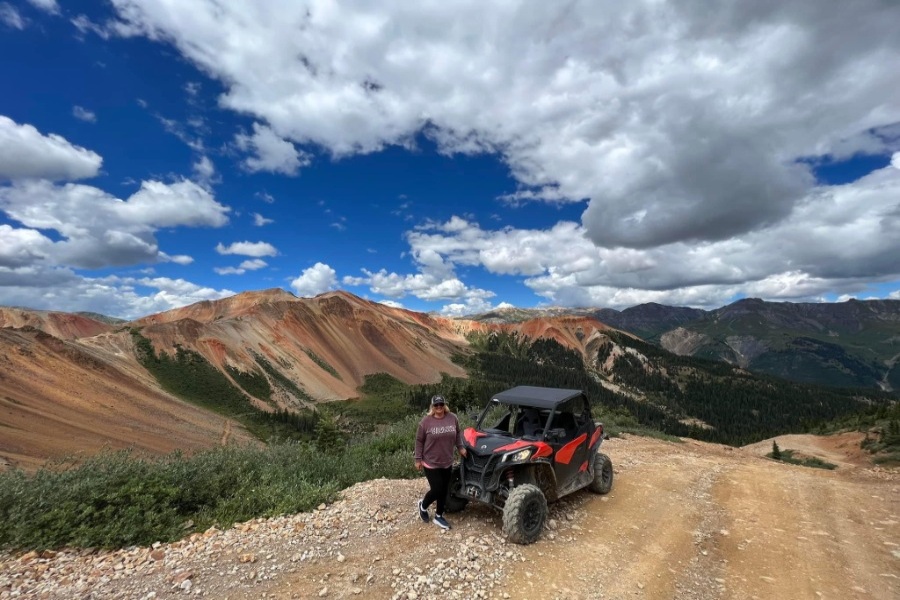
[
  {"x1": 522, "y1": 499, "x2": 542, "y2": 535},
  {"x1": 602, "y1": 461, "x2": 612, "y2": 486}
]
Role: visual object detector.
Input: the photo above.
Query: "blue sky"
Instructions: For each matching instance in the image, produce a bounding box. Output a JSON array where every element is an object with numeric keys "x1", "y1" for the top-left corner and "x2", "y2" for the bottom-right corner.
[{"x1": 1, "y1": 0, "x2": 899, "y2": 319}]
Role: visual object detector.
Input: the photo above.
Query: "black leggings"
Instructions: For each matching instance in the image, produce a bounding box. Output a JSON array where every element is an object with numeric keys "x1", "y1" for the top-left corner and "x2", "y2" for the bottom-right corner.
[{"x1": 422, "y1": 466, "x2": 452, "y2": 516}]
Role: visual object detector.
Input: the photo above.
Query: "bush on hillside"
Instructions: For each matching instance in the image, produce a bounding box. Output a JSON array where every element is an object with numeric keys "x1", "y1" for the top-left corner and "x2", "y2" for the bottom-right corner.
[{"x1": 0, "y1": 416, "x2": 421, "y2": 551}]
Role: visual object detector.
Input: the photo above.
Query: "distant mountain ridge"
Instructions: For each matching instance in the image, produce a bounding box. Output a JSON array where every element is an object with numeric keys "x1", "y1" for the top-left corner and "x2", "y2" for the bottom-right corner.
[{"x1": 469, "y1": 297, "x2": 900, "y2": 391}]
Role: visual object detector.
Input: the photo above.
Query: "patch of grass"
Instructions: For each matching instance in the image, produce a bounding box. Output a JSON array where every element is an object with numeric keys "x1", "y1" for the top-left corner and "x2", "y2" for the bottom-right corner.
[
  {"x1": 612, "y1": 426, "x2": 684, "y2": 443},
  {"x1": 0, "y1": 416, "x2": 422, "y2": 551},
  {"x1": 225, "y1": 365, "x2": 273, "y2": 404},
  {"x1": 325, "y1": 373, "x2": 417, "y2": 427},
  {"x1": 872, "y1": 452, "x2": 900, "y2": 466},
  {"x1": 766, "y1": 449, "x2": 837, "y2": 470},
  {"x1": 304, "y1": 349, "x2": 341, "y2": 381},
  {"x1": 130, "y1": 329, "x2": 313, "y2": 442},
  {"x1": 251, "y1": 351, "x2": 314, "y2": 403}
]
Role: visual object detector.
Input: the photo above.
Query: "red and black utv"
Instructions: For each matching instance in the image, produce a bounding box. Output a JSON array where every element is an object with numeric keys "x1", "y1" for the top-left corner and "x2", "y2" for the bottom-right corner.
[{"x1": 447, "y1": 386, "x2": 613, "y2": 544}]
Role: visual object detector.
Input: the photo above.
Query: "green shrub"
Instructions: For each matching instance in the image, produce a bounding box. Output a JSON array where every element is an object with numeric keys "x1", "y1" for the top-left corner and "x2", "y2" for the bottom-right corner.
[
  {"x1": 304, "y1": 349, "x2": 341, "y2": 380},
  {"x1": 0, "y1": 416, "x2": 422, "y2": 551}
]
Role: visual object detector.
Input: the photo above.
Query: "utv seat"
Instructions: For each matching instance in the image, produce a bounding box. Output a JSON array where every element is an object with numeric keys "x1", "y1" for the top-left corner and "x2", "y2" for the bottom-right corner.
[
  {"x1": 514, "y1": 408, "x2": 544, "y2": 438},
  {"x1": 551, "y1": 411, "x2": 578, "y2": 441}
]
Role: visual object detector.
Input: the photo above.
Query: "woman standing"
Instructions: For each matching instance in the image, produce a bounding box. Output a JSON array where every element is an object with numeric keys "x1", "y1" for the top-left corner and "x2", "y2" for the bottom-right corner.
[{"x1": 414, "y1": 394, "x2": 467, "y2": 530}]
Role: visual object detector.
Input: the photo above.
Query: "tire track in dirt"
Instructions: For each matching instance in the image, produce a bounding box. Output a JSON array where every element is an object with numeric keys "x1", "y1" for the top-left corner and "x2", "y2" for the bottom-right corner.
[{"x1": 502, "y1": 436, "x2": 899, "y2": 600}]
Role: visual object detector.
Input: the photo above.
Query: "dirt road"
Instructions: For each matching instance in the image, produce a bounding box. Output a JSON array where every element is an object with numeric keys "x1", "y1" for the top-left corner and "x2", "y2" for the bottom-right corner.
[
  {"x1": 4, "y1": 434, "x2": 897, "y2": 600},
  {"x1": 502, "y1": 435, "x2": 898, "y2": 600}
]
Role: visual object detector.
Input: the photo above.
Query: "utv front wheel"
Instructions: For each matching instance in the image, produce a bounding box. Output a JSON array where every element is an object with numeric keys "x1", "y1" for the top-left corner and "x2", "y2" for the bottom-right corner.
[
  {"x1": 445, "y1": 465, "x2": 469, "y2": 514},
  {"x1": 502, "y1": 484, "x2": 547, "y2": 544},
  {"x1": 588, "y1": 452, "x2": 613, "y2": 494}
]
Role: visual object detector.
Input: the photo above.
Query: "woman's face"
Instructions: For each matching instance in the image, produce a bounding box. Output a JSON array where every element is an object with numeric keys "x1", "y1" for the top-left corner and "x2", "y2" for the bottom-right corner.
[{"x1": 433, "y1": 403, "x2": 446, "y2": 415}]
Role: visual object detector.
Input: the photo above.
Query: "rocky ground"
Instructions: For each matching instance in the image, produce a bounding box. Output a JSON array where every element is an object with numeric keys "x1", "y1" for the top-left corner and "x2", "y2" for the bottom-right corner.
[{"x1": 2, "y1": 434, "x2": 898, "y2": 600}]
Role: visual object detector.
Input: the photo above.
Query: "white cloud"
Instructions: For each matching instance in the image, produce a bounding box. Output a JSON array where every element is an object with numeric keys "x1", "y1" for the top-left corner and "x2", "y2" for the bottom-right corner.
[
  {"x1": 0, "y1": 224, "x2": 54, "y2": 268},
  {"x1": 892, "y1": 152, "x2": 900, "y2": 170},
  {"x1": 105, "y1": 0, "x2": 900, "y2": 252},
  {"x1": 234, "y1": 123, "x2": 309, "y2": 175},
  {"x1": 378, "y1": 299, "x2": 404, "y2": 309},
  {"x1": 385, "y1": 164, "x2": 900, "y2": 309},
  {"x1": 72, "y1": 106, "x2": 97, "y2": 123},
  {"x1": 192, "y1": 155, "x2": 216, "y2": 185},
  {"x1": 0, "y1": 269, "x2": 236, "y2": 320},
  {"x1": 155, "y1": 115, "x2": 205, "y2": 152},
  {"x1": 215, "y1": 240, "x2": 278, "y2": 257},
  {"x1": 0, "y1": 115, "x2": 102, "y2": 181},
  {"x1": 27, "y1": 0, "x2": 59, "y2": 14},
  {"x1": 255, "y1": 191, "x2": 275, "y2": 204},
  {"x1": 0, "y1": 3, "x2": 24, "y2": 29},
  {"x1": 163, "y1": 253, "x2": 194, "y2": 265},
  {"x1": 0, "y1": 179, "x2": 230, "y2": 269},
  {"x1": 214, "y1": 258, "x2": 268, "y2": 275},
  {"x1": 252, "y1": 212, "x2": 273, "y2": 226},
  {"x1": 291, "y1": 262, "x2": 337, "y2": 297}
]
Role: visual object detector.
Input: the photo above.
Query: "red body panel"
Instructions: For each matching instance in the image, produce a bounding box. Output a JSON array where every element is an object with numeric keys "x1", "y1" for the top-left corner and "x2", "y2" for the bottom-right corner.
[
  {"x1": 589, "y1": 427, "x2": 603, "y2": 449},
  {"x1": 464, "y1": 427, "x2": 485, "y2": 447},
  {"x1": 555, "y1": 433, "x2": 588, "y2": 465},
  {"x1": 532, "y1": 442, "x2": 553, "y2": 459}
]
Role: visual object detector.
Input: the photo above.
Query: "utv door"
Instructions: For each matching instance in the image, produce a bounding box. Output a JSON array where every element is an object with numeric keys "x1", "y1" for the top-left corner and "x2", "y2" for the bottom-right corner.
[{"x1": 548, "y1": 396, "x2": 592, "y2": 490}]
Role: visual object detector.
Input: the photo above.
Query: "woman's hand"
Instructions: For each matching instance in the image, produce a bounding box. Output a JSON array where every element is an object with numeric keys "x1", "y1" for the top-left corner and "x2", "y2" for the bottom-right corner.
[
  {"x1": 458, "y1": 447, "x2": 467, "y2": 458},
  {"x1": 415, "y1": 460, "x2": 423, "y2": 471}
]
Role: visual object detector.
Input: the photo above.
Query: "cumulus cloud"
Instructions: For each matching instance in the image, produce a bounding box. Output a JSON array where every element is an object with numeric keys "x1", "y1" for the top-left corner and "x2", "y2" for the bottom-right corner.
[
  {"x1": 105, "y1": 0, "x2": 900, "y2": 252},
  {"x1": 0, "y1": 179, "x2": 230, "y2": 269},
  {"x1": 0, "y1": 225, "x2": 54, "y2": 268},
  {"x1": 252, "y1": 212, "x2": 273, "y2": 226},
  {"x1": 387, "y1": 164, "x2": 900, "y2": 309},
  {"x1": 0, "y1": 115, "x2": 102, "y2": 181},
  {"x1": 0, "y1": 269, "x2": 236, "y2": 320},
  {"x1": 234, "y1": 123, "x2": 309, "y2": 175},
  {"x1": 291, "y1": 262, "x2": 337, "y2": 297},
  {"x1": 214, "y1": 258, "x2": 267, "y2": 275},
  {"x1": 192, "y1": 155, "x2": 216, "y2": 183},
  {"x1": 72, "y1": 106, "x2": 97, "y2": 123},
  {"x1": 215, "y1": 241, "x2": 278, "y2": 257}
]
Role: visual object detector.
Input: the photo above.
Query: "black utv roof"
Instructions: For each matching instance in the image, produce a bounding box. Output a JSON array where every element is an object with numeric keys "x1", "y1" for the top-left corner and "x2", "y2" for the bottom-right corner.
[{"x1": 491, "y1": 386, "x2": 585, "y2": 410}]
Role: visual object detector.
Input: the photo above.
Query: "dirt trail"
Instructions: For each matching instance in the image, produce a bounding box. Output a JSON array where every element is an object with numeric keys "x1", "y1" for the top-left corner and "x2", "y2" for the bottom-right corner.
[
  {"x1": 262, "y1": 434, "x2": 898, "y2": 600},
  {"x1": 3, "y1": 434, "x2": 897, "y2": 600},
  {"x1": 503, "y1": 436, "x2": 899, "y2": 600}
]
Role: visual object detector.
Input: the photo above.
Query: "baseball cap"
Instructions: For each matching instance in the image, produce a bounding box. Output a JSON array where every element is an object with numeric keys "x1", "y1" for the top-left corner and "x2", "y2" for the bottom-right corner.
[{"x1": 431, "y1": 395, "x2": 446, "y2": 406}]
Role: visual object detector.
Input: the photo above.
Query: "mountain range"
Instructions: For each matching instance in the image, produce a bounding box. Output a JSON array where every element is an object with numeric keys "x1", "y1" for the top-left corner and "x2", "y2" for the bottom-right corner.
[
  {"x1": 472, "y1": 298, "x2": 900, "y2": 390},
  {"x1": 1, "y1": 290, "x2": 897, "y2": 469}
]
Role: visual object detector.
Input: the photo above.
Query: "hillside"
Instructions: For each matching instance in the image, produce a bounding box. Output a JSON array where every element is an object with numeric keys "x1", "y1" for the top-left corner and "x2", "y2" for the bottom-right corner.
[
  {"x1": 2, "y1": 433, "x2": 896, "y2": 599},
  {"x1": 0, "y1": 326, "x2": 256, "y2": 470},
  {"x1": 2, "y1": 290, "x2": 895, "y2": 468},
  {"x1": 471, "y1": 298, "x2": 900, "y2": 391},
  {"x1": 2, "y1": 291, "x2": 618, "y2": 467}
]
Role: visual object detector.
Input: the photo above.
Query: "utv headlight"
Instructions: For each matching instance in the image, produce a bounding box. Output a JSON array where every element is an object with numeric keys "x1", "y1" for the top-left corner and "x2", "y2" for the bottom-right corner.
[{"x1": 502, "y1": 448, "x2": 534, "y2": 463}]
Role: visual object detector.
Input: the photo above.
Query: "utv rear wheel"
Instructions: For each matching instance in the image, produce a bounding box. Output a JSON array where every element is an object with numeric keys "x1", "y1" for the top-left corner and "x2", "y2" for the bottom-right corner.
[
  {"x1": 445, "y1": 465, "x2": 469, "y2": 514},
  {"x1": 588, "y1": 452, "x2": 613, "y2": 494},
  {"x1": 502, "y1": 484, "x2": 547, "y2": 544}
]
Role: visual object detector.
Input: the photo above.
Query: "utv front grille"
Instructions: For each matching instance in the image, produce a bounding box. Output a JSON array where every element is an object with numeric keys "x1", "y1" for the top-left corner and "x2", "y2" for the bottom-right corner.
[{"x1": 468, "y1": 452, "x2": 494, "y2": 472}]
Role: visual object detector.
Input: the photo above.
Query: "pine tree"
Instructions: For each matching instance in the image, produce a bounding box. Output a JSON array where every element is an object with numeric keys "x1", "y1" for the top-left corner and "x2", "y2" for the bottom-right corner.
[{"x1": 772, "y1": 440, "x2": 782, "y2": 460}]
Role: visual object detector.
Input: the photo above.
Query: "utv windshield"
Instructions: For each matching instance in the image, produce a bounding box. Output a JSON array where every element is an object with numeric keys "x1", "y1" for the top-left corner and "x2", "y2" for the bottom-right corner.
[{"x1": 476, "y1": 399, "x2": 547, "y2": 440}]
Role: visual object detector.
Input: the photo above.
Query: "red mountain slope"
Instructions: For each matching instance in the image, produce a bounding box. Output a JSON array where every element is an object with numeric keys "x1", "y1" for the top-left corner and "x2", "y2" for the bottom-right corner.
[{"x1": 1, "y1": 290, "x2": 623, "y2": 468}]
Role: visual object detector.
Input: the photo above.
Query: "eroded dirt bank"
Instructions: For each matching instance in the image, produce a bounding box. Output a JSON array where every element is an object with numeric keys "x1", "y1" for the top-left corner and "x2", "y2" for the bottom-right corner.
[{"x1": 2, "y1": 434, "x2": 897, "y2": 599}]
